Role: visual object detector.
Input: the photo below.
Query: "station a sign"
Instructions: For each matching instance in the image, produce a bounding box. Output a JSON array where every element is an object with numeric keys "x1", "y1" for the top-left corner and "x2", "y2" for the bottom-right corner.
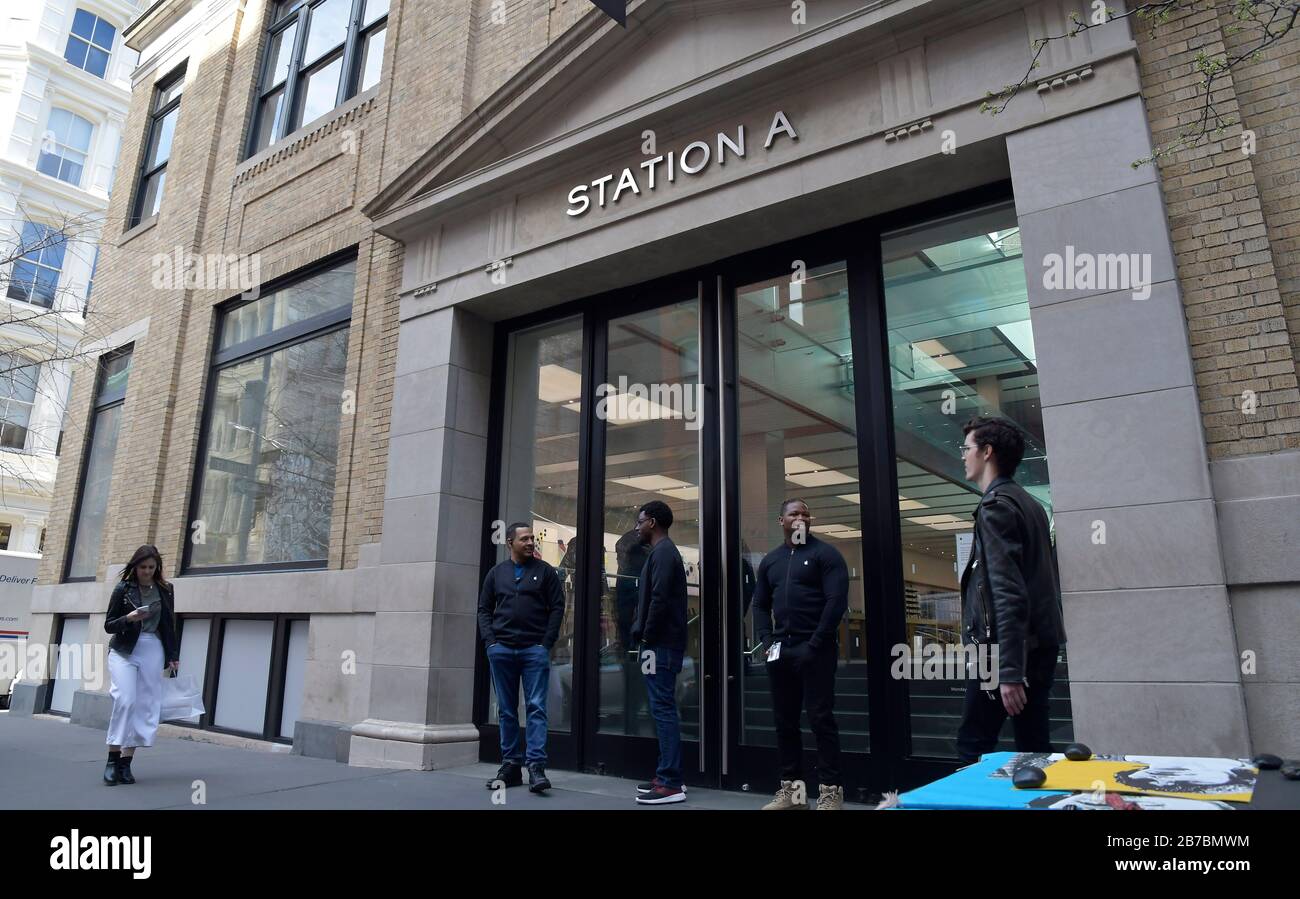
[{"x1": 566, "y1": 111, "x2": 799, "y2": 217}]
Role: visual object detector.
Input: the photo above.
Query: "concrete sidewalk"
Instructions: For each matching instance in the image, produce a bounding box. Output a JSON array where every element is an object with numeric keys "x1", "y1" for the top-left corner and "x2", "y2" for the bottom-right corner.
[{"x1": 0, "y1": 712, "x2": 856, "y2": 811}]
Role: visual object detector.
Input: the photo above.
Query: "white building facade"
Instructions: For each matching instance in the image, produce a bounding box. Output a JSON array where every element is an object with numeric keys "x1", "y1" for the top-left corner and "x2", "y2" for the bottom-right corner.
[{"x1": 0, "y1": 0, "x2": 142, "y2": 553}]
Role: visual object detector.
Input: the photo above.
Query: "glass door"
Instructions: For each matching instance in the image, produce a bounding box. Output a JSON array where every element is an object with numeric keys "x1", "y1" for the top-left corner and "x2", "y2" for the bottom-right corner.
[
  {"x1": 720, "y1": 249, "x2": 885, "y2": 798},
  {"x1": 584, "y1": 279, "x2": 723, "y2": 784}
]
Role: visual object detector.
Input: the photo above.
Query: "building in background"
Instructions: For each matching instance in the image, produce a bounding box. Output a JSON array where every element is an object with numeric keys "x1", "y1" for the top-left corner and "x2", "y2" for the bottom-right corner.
[
  {"x1": 0, "y1": 0, "x2": 144, "y2": 556},
  {"x1": 10, "y1": 0, "x2": 1299, "y2": 794}
]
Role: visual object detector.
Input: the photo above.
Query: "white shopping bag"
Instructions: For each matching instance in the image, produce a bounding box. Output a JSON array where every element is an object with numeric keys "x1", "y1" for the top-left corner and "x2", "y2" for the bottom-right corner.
[{"x1": 161, "y1": 673, "x2": 206, "y2": 722}]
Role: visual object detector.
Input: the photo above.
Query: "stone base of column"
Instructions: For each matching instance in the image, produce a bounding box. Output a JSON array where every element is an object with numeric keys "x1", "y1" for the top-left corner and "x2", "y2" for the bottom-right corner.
[{"x1": 347, "y1": 719, "x2": 480, "y2": 770}]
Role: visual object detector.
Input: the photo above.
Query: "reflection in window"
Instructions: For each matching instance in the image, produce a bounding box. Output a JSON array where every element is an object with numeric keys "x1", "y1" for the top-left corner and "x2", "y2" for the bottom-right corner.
[
  {"x1": 0, "y1": 353, "x2": 41, "y2": 450},
  {"x1": 67, "y1": 348, "x2": 133, "y2": 580},
  {"x1": 37, "y1": 109, "x2": 93, "y2": 186},
  {"x1": 882, "y1": 202, "x2": 1071, "y2": 758},
  {"x1": 7, "y1": 222, "x2": 67, "y2": 308},
  {"x1": 734, "y1": 263, "x2": 870, "y2": 752},
  {"x1": 131, "y1": 66, "x2": 185, "y2": 227},
  {"x1": 189, "y1": 261, "x2": 354, "y2": 569},
  {"x1": 490, "y1": 317, "x2": 584, "y2": 733},
  {"x1": 598, "y1": 299, "x2": 702, "y2": 742},
  {"x1": 248, "y1": 0, "x2": 388, "y2": 154}
]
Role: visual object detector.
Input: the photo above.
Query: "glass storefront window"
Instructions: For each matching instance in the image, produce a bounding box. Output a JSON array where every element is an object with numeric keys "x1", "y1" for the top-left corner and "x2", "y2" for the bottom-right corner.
[
  {"x1": 190, "y1": 261, "x2": 353, "y2": 569},
  {"x1": 734, "y1": 262, "x2": 870, "y2": 752},
  {"x1": 489, "y1": 317, "x2": 584, "y2": 733},
  {"x1": 598, "y1": 299, "x2": 701, "y2": 741},
  {"x1": 881, "y1": 202, "x2": 1070, "y2": 758}
]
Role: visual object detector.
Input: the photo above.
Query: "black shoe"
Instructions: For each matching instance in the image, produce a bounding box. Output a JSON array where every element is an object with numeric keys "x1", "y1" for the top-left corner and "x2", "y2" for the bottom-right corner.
[
  {"x1": 527, "y1": 764, "x2": 551, "y2": 793},
  {"x1": 116, "y1": 757, "x2": 135, "y2": 785},
  {"x1": 486, "y1": 762, "x2": 522, "y2": 789},
  {"x1": 636, "y1": 783, "x2": 686, "y2": 805},
  {"x1": 637, "y1": 778, "x2": 688, "y2": 795},
  {"x1": 103, "y1": 758, "x2": 120, "y2": 786}
]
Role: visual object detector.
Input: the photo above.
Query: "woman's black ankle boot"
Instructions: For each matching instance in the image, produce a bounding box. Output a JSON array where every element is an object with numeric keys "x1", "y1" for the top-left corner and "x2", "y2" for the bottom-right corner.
[
  {"x1": 117, "y1": 755, "x2": 136, "y2": 785},
  {"x1": 104, "y1": 751, "x2": 121, "y2": 786}
]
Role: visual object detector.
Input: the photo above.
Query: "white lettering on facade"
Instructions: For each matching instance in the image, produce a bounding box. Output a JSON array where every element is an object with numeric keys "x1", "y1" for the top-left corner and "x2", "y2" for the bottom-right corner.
[{"x1": 566, "y1": 113, "x2": 795, "y2": 217}]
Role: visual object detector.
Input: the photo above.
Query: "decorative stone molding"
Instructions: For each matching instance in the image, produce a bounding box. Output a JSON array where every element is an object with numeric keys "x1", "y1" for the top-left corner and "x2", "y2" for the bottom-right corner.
[
  {"x1": 1036, "y1": 66, "x2": 1094, "y2": 93},
  {"x1": 233, "y1": 94, "x2": 376, "y2": 188},
  {"x1": 349, "y1": 719, "x2": 479, "y2": 744},
  {"x1": 884, "y1": 118, "x2": 934, "y2": 142}
]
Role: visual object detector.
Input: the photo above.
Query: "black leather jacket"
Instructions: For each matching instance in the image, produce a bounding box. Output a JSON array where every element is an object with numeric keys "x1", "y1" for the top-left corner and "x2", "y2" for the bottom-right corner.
[
  {"x1": 105, "y1": 579, "x2": 180, "y2": 665},
  {"x1": 960, "y1": 477, "x2": 1067, "y2": 684}
]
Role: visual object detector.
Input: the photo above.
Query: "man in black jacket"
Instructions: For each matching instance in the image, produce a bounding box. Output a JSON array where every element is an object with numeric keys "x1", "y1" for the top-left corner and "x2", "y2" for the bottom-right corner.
[
  {"x1": 751, "y1": 499, "x2": 849, "y2": 810},
  {"x1": 957, "y1": 416, "x2": 1067, "y2": 763},
  {"x1": 630, "y1": 500, "x2": 689, "y2": 805},
  {"x1": 477, "y1": 522, "x2": 566, "y2": 793}
]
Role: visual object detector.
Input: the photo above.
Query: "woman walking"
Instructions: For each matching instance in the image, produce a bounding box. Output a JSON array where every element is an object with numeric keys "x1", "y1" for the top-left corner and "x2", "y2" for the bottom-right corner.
[{"x1": 103, "y1": 544, "x2": 180, "y2": 785}]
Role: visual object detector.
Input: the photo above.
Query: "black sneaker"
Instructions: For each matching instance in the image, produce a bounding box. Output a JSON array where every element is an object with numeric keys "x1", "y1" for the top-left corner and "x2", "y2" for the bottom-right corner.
[
  {"x1": 637, "y1": 778, "x2": 687, "y2": 795},
  {"x1": 636, "y1": 783, "x2": 686, "y2": 805},
  {"x1": 527, "y1": 764, "x2": 551, "y2": 793},
  {"x1": 486, "y1": 762, "x2": 522, "y2": 789}
]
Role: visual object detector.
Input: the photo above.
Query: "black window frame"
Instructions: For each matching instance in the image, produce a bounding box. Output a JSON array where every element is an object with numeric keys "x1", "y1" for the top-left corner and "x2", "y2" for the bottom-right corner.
[
  {"x1": 170, "y1": 612, "x2": 309, "y2": 744},
  {"x1": 63, "y1": 344, "x2": 133, "y2": 583},
  {"x1": 181, "y1": 248, "x2": 357, "y2": 576},
  {"x1": 245, "y1": 0, "x2": 388, "y2": 158},
  {"x1": 129, "y1": 63, "x2": 187, "y2": 229}
]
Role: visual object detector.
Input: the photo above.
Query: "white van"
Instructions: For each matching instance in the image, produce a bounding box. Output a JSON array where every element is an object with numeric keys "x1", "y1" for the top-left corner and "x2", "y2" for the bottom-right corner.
[{"x1": 0, "y1": 551, "x2": 38, "y2": 709}]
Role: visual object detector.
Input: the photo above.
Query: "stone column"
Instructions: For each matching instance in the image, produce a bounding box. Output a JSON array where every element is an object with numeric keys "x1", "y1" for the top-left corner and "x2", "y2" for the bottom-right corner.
[
  {"x1": 348, "y1": 305, "x2": 492, "y2": 769},
  {"x1": 1008, "y1": 96, "x2": 1249, "y2": 755}
]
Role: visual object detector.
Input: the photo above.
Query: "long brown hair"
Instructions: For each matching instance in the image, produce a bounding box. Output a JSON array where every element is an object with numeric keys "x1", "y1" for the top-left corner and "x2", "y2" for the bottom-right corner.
[{"x1": 118, "y1": 544, "x2": 171, "y2": 589}]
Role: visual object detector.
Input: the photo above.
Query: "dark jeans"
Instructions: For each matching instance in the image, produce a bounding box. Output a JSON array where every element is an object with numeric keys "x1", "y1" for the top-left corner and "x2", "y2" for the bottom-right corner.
[
  {"x1": 767, "y1": 637, "x2": 841, "y2": 786},
  {"x1": 956, "y1": 643, "x2": 1060, "y2": 763},
  {"x1": 487, "y1": 643, "x2": 551, "y2": 766},
  {"x1": 641, "y1": 645, "x2": 683, "y2": 788}
]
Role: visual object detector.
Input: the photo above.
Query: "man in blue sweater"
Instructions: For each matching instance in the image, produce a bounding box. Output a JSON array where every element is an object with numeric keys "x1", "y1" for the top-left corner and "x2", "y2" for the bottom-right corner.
[
  {"x1": 477, "y1": 522, "x2": 566, "y2": 794},
  {"x1": 630, "y1": 500, "x2": 689, "y2": 805},
  {"x1": 751, "y1": 499, "x2": 849, "y2": 810}
]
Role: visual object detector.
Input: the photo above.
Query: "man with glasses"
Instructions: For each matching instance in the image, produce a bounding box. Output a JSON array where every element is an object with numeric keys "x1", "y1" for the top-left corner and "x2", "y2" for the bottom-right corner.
[
  {"x1": 478, "y1": 522, "x2": 566, "y2": 794},
  {"x1": 630, "y1": 500, "x2": 689, "y2": 805},
  {"x1": 956, "y1": 417, "x2": 1067, "y2": 763},
  {"x1": 752, "y1": 499, "x2": 849, "y2": 810}
]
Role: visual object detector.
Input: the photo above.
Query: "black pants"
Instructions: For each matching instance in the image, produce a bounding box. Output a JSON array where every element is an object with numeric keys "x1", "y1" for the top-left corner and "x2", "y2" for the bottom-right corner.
[
  {"x1": 767, "y1": 638, "x2": 841, "y2": 785},
  {"x1": 956, "y1": 643, "x2": 1060, "y2": 763}
]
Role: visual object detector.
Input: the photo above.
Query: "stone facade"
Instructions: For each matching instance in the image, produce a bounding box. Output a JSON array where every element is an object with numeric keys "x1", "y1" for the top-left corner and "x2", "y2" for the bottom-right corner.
[{"x1": 18, "y1": 0, "x2": 1300, "y2": 772}]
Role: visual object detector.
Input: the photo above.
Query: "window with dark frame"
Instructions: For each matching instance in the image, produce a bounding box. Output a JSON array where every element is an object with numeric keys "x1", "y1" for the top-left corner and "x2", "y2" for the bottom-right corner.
[
  {"x1": 130, "y1": 65, "x2": 186, "y2": 228},
  {"x1": 64, "y1": 346, "x2": 133, "y2": 581},
  {"x1": 247, "y1": 0, "x2": 388, "y2": 157},
  {"x1": 173, "y1": 613, "x2": 309, "y2": 742},
  {"x1": 185, "y1": 256, "x2": 355, "y2": 573}
]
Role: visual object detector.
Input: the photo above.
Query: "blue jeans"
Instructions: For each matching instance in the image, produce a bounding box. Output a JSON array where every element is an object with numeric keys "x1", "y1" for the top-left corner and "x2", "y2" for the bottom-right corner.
[
  {"x1": 641, "y1": 645, "x2": 683, "y2": 788},
  {"x1": 487, "y1": 643, "x2": 551, "y2": 766}
]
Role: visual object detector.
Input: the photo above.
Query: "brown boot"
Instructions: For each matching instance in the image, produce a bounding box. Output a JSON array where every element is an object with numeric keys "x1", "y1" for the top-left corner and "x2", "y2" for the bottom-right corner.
[
  {"x1": 761, "y1": 780, "x2": 808, "y2": 810},
  {"x1": 815, "y1": 783, "x2": 844, "y2": 810}
]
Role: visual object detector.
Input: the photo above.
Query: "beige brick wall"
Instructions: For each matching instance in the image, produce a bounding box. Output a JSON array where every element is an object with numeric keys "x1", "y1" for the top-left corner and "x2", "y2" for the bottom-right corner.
[
  {"x1": 41, "y1": 0, "x2": 601, "y2": 586},
  {"x1": 1135, "y1": 5, "x2": 1300, "y2": 459}
]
